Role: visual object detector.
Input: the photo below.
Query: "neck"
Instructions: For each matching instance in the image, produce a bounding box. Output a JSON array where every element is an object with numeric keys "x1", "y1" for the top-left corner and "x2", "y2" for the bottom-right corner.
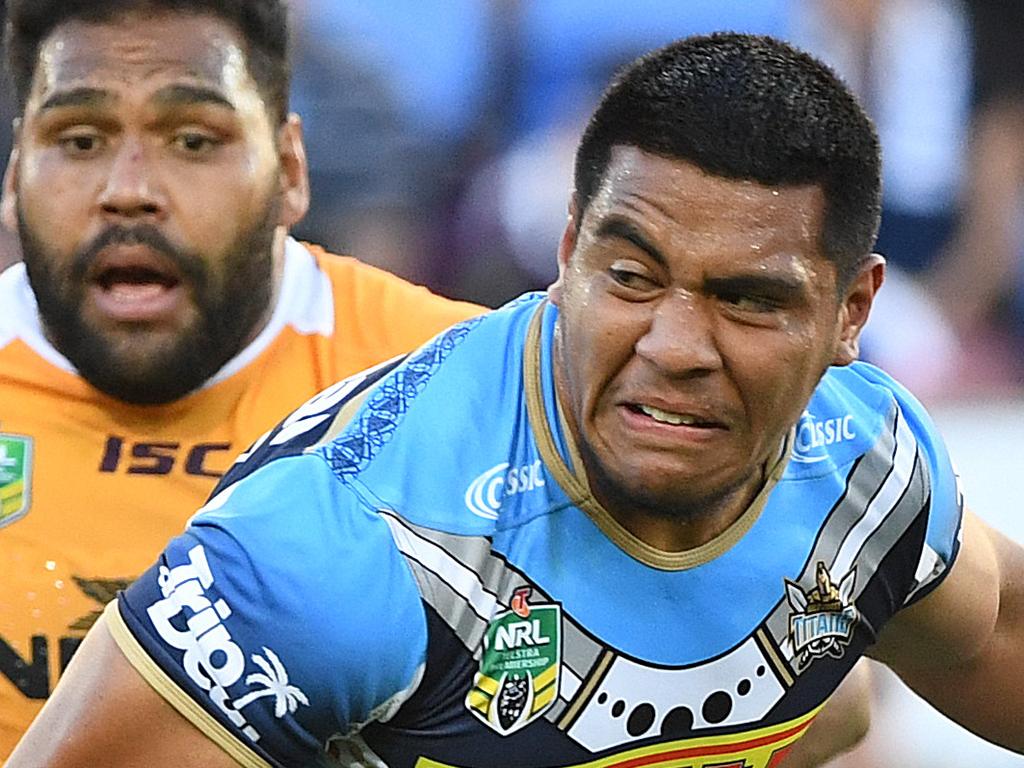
[{"x1": 585, "y1": 457, "x2": 768, "y2": 552}]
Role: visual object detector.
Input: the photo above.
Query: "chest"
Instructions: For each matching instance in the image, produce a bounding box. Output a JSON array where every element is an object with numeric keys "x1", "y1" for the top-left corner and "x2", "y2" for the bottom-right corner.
[{"x1": 358, "y1": 504, "x2": 898, "y2": 768}]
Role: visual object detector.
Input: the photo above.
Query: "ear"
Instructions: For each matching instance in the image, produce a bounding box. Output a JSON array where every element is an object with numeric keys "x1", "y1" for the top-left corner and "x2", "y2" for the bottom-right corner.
[
  {"x1": 2, "y1": 121, "x2": 23, "y2": 233},
  {"x1": 275, "y1": 114, "x2": 310, "y2": 229},
  {"x1": 833, "y1": 254, "x2": 886, "y2": 366},
  {"x1": 548, "y1": 195, "x2": 579, "y2": 307}
]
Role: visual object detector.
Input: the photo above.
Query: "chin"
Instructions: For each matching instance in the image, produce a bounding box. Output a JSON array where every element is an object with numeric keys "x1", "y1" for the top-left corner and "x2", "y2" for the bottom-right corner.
[
  {"x1": 68, "y1": 328, "x2": 217, "y2": 404},
  {"x1": 80, "y1": 359, "x2": 207, "y2": 404},
  {"x1": 603, "y1": 457, "x2": 749, "y2": 515}
]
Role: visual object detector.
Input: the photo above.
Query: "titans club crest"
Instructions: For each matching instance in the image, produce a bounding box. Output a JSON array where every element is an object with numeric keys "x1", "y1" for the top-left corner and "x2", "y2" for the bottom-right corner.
[{"x1": 786, "y1": 562, "x2": 859, "y2": 666}]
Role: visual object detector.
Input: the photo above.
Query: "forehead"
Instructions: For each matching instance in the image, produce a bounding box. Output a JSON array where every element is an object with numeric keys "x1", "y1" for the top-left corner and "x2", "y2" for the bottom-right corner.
[
  {"x1": 585, "y1": 146, "x2": 827, "y2": 259},
  {"x1": 28, "y1": 12, "x2": 258, "y2": 111}
]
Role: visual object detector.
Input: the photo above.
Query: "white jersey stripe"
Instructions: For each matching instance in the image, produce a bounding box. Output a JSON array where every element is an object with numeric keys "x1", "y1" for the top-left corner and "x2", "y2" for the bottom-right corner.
[
  {"x1": 381, "y1": 512, "x2": 500, "y2": 625},
  {"x1": 831, "y1": 407, "x2": 918, "y2": 578}
]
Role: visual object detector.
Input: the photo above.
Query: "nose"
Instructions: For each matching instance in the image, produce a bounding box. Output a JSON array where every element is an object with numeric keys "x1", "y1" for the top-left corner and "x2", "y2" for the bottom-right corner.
[
  {"x1": 634, "y1": 292, "x2": 723, "y2": 377},
  {"x1": 97, "y1": 137, "x2": 166, "y2": 220}
]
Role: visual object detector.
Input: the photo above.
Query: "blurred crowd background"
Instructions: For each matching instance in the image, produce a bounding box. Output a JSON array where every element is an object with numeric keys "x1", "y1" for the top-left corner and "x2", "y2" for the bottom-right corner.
[
  {"x1": 0, "y1": 0, "x2": 1022, "y2": 764},
  {"x1": 283, "y1": 0, "x2": 1024, "y2": 408},
  {"x1": 0, "y1": 0, "x2": 1022, "y2": 404}
]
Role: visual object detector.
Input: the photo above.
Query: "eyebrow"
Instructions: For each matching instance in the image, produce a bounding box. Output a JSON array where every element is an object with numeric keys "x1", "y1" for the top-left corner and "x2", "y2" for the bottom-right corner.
[
  {"x1": 38, "y1": 84, "x2": 236, "y2": 114},
  {"x1": 594, "y1": 215, "x2": 668, "y2": 268},
  {"x1": 151, "y1": 84, "x2": 236, "y2": 111},
  {"x1": 39, "y1": 87, "x2": 114, "y2": 112},
  {"x1": 704, "y1": 273, "x2": 808, "y2": 297}
]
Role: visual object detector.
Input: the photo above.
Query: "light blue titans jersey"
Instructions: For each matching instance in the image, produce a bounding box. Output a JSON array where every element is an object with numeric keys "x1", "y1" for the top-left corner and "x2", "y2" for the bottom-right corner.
[{"x1": 114, "y1": 294, "x2": 962, "y2": 768}]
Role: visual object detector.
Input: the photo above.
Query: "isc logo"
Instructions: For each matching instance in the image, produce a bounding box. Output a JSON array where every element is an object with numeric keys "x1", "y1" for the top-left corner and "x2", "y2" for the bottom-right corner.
[{"x1": 98, "y1": 436, "x2": 232, "y2": 477}]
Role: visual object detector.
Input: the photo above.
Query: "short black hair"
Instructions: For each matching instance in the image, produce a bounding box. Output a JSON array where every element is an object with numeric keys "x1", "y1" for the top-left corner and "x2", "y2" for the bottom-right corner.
[
  {"x1": 5, "y1": 0, "x2": 291, "y2": 123},
  {"x1": 574, "y1": 33, "x2": 882, "y2": 285}
]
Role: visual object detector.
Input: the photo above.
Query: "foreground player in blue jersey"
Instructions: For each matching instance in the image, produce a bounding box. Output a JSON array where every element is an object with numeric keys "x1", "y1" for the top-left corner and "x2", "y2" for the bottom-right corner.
[{"x1": 11, "y1": 32, "x2": 1024, "y2": 768}]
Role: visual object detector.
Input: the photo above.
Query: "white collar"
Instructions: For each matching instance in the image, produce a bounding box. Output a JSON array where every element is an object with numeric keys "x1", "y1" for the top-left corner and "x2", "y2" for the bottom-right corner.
[{"x1": 0, "y1": 237, "x2": 335, "y2": 389}]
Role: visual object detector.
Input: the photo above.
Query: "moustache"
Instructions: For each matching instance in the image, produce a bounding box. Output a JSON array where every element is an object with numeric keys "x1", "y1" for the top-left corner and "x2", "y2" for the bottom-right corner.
[{"x1": 70, "y1": 226, "x2": 205, "y2": 287}]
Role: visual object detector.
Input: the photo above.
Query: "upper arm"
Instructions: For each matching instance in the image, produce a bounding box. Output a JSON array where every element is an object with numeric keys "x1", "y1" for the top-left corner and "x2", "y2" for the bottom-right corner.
[
  {"x1": 16, "y1": 454, "x2": 429, "y2": 767},
  {"x1": 868, "y1": 508, "x2": 999, "y2": 674},
  {"x1": 6, "y1": 615, "x2": 240, "y2": 768},
  {"x1": 123, "y1": 456, "x2": 428, "y2": 764},
  {"x1": 781, "y1": 661, "x2": 874, "y2": 768},
  {"x1": 867, "y1": 509, "x2": 1024, "y2": 750}
]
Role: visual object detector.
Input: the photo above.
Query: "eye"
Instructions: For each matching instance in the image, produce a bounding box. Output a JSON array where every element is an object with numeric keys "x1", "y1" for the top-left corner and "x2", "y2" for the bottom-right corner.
[
  {"x1": 58, "y1": 130, "x2": 104, "y2": 157},
  {"x1": 719, "y1": 291, "x2": 783, "y2": 314},
  {"x1": 172, "y1": 131, "x2": 221, "y2": 155},
  {"x1": 608, "y1": 261, "x2": 659, "y2": 293}
]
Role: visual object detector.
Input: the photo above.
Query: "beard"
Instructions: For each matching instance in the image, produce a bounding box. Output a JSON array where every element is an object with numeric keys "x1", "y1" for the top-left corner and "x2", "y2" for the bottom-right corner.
[{"x1": 19, "y1": 194, "x2": 281, "y2": 405}]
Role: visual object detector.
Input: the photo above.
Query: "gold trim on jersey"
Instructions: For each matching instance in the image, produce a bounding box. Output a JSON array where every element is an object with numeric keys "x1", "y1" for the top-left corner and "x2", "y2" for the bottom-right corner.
[
  {"x1": 307, "y1": 387, "x2": 376, "y2": 452},
  {"x1": 756, "y1": 627, "x2": 795, "y2": 688},
  {"x1": 417, "y1": 704, "x2": 821, "y2": 768},
  {"x1": 556, "y1": 650, "x2": 614, "y2": 731},
  {"x1": 104, "y1": 602, "x2": 272, "y2": 768},
  {"x1": 523, "y1": 302, "x2": 793, "y2": 571}
]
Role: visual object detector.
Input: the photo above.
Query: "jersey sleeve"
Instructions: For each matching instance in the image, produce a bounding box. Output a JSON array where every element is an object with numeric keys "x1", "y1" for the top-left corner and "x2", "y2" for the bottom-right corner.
[
  {"x1": 310, "y1": 245, "x2": 485, "y2": 368},
  {"x1": 112, "y1": 453, "x2": 428, "y2": 767},
  {"x1": 851, "y1": 363, "x2": 964, "y2": 607}
]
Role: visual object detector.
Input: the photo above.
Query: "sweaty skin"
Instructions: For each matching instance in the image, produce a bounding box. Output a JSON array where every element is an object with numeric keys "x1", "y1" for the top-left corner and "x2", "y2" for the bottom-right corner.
[{"x1": 549, "y1": 147, "x2": 880, "y2": 551}]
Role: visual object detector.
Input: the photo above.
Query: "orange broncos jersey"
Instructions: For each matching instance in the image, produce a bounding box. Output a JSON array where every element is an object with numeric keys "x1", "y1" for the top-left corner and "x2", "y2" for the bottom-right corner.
[{"x1": 0, "y1": 238, "x2": 482, "y2": 757}]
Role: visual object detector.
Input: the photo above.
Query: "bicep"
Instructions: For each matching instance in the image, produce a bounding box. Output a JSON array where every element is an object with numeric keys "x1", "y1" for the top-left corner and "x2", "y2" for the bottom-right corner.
[
  {"x1": 781, "y1": 661, "x2": 874, "y2": 768},
  {"x1": 868, "y1": 510, "x2": 1024, "y2": 751},
  {"x1": 6, "y1": 613, "x2": 240, "y2": 768},
  {"x1": 111, "y1": 457, "x2": 428, "y2": 764},
  {"x1": 869, "y1": 509, "x2": 998, "y2": 673}
]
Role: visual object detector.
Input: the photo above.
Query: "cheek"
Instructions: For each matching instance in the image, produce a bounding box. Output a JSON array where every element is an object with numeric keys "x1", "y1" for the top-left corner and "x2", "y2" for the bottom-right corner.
[
  {"x1": 21, "y1": 155, "x2": 90, "y2": 214},
  {"x1": 729, "y1": 332, "x2": 826, "y2": 421},
  {"x1": 18, "y1": 149, "x2": 113, "y2": 248},
  {"x1": 175, "y1": 153, "x2": 276, "y2": 236},
  {"x1": 573, "y1": 311, "x2": 639, "y2": 404},
  {"x1": 173, "y1": 184, "x2": 255, "y2": 253},
  {"x1": 18, "y1": 183, "x2": 87, "y2": 255}
]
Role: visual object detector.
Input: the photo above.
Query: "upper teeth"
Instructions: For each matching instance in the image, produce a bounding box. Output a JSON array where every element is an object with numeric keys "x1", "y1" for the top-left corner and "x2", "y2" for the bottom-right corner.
[{"x1": 638, "y1": 405, "x2": 698, "y2": 426}]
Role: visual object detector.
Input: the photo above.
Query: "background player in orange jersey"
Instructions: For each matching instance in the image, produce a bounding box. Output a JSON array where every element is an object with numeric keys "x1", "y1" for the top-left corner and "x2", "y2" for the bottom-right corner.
[{"x1": 0, "y1": 0, "x2": 482, "y2": 756}]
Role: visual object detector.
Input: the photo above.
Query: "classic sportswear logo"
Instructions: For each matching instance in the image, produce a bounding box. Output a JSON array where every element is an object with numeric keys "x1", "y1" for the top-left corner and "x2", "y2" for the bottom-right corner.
[
  {"x1": 146, "y1": 544, "x2": 308, "y2": 742},
  {"x1": 791, "y1": 412, "x2": 856, "y2": 464},
  {"x1": 465, "y1": 461, "x2": 546, "y2": 520}
]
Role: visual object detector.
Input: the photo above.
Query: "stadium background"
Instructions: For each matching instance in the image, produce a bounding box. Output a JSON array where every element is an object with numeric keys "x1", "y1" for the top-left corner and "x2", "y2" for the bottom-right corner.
[{"x1": 0, "y1": 1, "x2": 1021, "y2": 764}]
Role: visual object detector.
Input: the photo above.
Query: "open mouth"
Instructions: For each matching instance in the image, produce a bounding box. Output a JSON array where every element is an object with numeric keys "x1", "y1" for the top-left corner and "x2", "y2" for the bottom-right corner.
[
  {"x1": 95, "y1": 264, "x2": 181, "y2": 292},
  {"x1": 626, "y1": 403, "x2": 725, "y2": 429},
  {"x1": 85, "y1": 246, "x2": 187, "y2": 322},
  {"x1": 89, "y1": 244, "x2": 183, "y2": 290}
]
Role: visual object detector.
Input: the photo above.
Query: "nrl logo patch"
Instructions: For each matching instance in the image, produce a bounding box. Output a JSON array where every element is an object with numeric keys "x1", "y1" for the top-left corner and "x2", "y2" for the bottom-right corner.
[
  {"x1": 0, "y1": 432, "x2": 33, "y2": 528},
  {"x1": 785, "y1": 562, "x2": 858, "y2": 666},
  {"x1": 466, "y1": 587, "x2": 561, "y2": 736}
]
